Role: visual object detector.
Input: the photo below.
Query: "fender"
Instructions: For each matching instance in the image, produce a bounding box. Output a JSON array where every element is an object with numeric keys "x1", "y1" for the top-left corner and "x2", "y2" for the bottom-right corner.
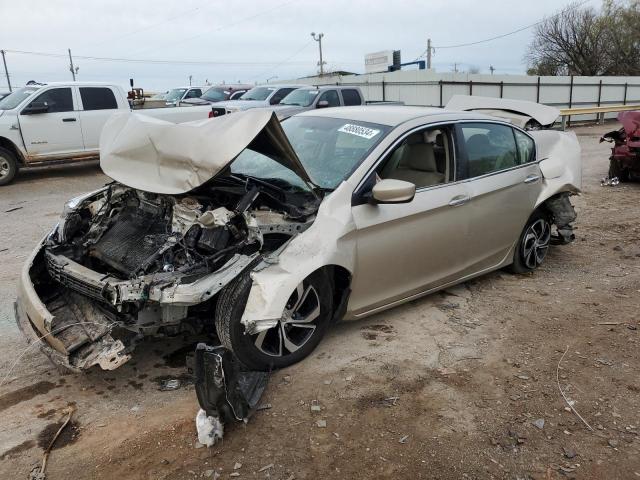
[
  {"x1": 529, "y1": 130, "x2": 582, "y2": 206},
  {"x1": 241, "y1": 182, "x2": 356, "y2": 334}
]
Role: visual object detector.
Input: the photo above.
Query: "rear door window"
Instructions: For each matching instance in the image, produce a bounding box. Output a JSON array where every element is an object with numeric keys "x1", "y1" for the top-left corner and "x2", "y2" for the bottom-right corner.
[
  {"x1": 28, "y1": 88, "x2": 74, "y2": 113},
  {"x1": 341, "y1": 89, "x2": 362, "y2": 106},
  {"x1": 184, "y1": 89, "x2": 202, "y2": 99},
  {"x1": 80, "y1": 87, "x2": 118, "y2": 110},
  {"x1": 459, "y1": 123, "x2": 520, "y2": 179}
]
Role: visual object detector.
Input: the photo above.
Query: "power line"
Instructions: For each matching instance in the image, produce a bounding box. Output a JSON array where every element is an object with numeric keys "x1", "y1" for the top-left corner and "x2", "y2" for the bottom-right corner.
[
  {"x1": 3, "y1": 49, "x2": 315, "y2": 66},
  {"x1": 417, "y1": 0, "x2": 592, "y2": 55}
]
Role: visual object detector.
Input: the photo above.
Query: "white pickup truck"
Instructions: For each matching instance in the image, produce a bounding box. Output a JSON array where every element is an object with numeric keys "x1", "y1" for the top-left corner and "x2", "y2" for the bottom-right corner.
[{"x1": 0, "y1": 82, "x2": 213, "y2": 185}]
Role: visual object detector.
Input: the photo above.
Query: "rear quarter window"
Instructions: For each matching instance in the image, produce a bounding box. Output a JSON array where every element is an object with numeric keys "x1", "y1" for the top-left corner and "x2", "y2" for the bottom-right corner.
[{"x1": 80, "y1": 87, "x2": 118, "y2": 110}]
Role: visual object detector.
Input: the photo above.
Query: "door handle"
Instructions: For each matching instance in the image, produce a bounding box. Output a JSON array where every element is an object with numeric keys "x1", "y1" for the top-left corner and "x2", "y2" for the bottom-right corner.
[
  {"x1": 524, "y1": 174, "x2": 541, "y2": 184},
  {"x1": 62, "y1": 118, "x2": 77, "y2": 122},
  {"x1": 448, "y1": 195, "x2": 470, "y2": 207}
]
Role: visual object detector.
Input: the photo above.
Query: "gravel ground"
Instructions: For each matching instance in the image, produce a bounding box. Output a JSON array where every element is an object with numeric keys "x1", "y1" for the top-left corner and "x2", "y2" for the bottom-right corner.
[{"x1": 1, "y1": 123, "x2": 639, "y2": 480}]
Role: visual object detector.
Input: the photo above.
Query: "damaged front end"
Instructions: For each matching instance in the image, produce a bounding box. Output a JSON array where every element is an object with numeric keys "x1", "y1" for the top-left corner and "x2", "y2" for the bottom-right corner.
[{"x1": 16, "y1": 110, "x2": 320, "y2": 371}]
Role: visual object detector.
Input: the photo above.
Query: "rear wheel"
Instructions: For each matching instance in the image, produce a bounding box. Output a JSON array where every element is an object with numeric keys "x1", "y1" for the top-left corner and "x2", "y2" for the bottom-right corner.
[
  {"x1": 0, "y1": 147, "x2": 18, "y2": 186},
  {"x1": 215, "y1": 270, "x2": 333, "y2": 371},
  {"x1": 509, "y1": 210, "x2": 552, "y2": 274}
]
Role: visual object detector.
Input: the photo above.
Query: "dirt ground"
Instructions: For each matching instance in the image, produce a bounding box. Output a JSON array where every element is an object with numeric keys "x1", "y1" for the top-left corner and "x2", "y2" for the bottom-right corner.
[{"x1": 1, "y1": 123, "x2": 639, "y2": 480}]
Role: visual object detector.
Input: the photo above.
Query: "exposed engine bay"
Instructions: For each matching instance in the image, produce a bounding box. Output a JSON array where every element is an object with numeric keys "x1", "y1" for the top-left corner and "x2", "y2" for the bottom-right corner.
[{"x1": 29, "y1": 175, "x2": 319, "y2": 371}]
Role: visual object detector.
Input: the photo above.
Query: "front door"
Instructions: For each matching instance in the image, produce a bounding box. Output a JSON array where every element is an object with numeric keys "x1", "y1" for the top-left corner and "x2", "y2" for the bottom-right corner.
[
  {"x1": 19, "y1": 87, "x2": 84, "y2": 158},
  {"x1": 349, "y1": 125, "x2": 473, "y2": 315}
]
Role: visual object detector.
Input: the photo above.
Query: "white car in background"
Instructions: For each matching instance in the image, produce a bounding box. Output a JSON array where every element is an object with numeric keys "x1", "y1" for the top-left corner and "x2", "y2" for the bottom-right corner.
[
  {"x1": 209, "y1": 85, "x2": 300, "y2": 117},
  {"x1": 164, "y1": 86, "x2": 206, "y2": 106}
]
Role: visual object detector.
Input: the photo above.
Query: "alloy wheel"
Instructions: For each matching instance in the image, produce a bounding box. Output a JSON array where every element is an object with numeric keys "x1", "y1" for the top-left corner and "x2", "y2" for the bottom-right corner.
[
  {"x1": 521, "y1": 218, "x2": 551, "y2": 269},
  {"x1": 252, "y1": 281, "x2": 321, "y2": 357}
]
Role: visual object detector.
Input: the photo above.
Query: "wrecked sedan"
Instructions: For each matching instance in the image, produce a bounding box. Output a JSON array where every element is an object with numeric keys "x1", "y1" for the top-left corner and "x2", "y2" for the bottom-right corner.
[{"x1": 16, "y1": 106, "x2": 581, "y2": 372}]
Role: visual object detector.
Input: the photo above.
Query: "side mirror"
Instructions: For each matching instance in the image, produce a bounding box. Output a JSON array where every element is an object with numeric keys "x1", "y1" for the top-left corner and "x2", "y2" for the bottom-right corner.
[
  {"x1": 371, "y1": 179, "x2": 416, "y2": 204},
  {"x1": 22, "y1": 101, "x2": 49, "y2": 115},
  {"x1": 317, "y1": 100, "x2": 329, "y2": 108}
]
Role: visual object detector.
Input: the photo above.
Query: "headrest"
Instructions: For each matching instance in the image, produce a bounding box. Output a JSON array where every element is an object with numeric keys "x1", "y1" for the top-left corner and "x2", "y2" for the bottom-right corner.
[{"x1": 405, "y1": 143, "x2": 437, "y2": 172}]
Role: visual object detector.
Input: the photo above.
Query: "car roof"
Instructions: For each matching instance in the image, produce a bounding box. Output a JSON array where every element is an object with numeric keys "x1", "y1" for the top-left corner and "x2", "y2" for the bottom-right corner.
[
  {"x1": 296, "y1": 105, "x2": 498, "y2": 126},
  {"x1": 251, "y1": 84, "x2": 301, "y2": 89},
  {"x1": 296, "y1": 85, "x2": 358, "y2": 91}
]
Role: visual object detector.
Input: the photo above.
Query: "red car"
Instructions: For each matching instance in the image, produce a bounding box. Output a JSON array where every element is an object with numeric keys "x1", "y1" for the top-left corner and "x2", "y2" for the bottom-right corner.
[{"x1": 601, "y1": 111, "x2": 640, "y2": 181}]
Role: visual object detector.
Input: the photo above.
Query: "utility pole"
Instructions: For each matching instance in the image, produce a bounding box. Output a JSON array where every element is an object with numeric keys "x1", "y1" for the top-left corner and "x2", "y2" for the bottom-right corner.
[
  {"x1": 1, "y1": 50, "x2": 11, "y2": 92},
  {"x1": 310, "y1": 32, "x2": 326, "y2": 76},
  {"x1": 489, "y1": 65, "x2": 495, "y2": 75},
  {"x1": 426, "y1": 38, "x2": 433, "y2": 69},
  {"x1": 189, "y1": 75, "x2": 193, "y2": 86},
  {"x1": 68, "y1": 49, "x2": 77, "y2": 81}
]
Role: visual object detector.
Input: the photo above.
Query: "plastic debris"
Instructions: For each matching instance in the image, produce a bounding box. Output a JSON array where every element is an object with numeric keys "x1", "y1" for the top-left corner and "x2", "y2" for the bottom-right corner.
[
  {"x1": 196, "y1": 408, "x2": 224, "y2": 447},
  {"x1": 159, "y1": 379, "x2": 181, "y2": 391},
  {"x1": 601, "y1": 176, "x2": 620, "y2": 186},
  {"x1": 194, "y1": 344, "x2": 269, "y2": 446}
]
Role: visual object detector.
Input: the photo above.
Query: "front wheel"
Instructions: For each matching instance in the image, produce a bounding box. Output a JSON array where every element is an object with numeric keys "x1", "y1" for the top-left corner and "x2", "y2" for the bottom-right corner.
[
  {"x1": 215, "y1": 270, "x2": 333, "y2": 371},
  {"x1": 509, "y1": 211, "x2": 552, "y2": 274},
  {"x1": 0, "y1": 147, "x2": 18, "y2": 186}
]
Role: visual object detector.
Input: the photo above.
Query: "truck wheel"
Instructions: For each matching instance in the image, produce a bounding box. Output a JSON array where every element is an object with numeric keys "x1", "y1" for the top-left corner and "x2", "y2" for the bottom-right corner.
[
  {"x1": 0, "y1": 147, "x2": 18, "y2": 186},
  {"x1": 215, "y1": 270, "x2": 333, "y2": 371},
  {"x1": 608, "y1": 158, "x2": 629, "y2": 182}
]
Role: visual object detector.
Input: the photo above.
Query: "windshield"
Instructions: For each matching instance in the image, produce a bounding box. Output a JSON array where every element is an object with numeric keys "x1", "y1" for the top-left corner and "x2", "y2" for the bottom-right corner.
[
  {"x1": 231, "y1": 116, "x2": 391, "y2": 190},
  {"x1": 165, "y1": 88, "x2": 187, "y2": 102},
  {"x1": 0, "y1": 87, "x2": 40, "y2": 110},
  {"x1": 240, "y1": 87, "x2": 275, "y2": 101},
  {"x1": 280, "y1": 89, "x2": 319, "y2": 107},
  {"x1": 201, "y1": 87, "x2": 228, "y2": 102}
]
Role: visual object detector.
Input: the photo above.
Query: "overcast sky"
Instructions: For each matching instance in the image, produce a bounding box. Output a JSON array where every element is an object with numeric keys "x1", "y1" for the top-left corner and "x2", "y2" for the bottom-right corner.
[{"x1": 1, "y1": 0, "x2": 600, "y2": 92}]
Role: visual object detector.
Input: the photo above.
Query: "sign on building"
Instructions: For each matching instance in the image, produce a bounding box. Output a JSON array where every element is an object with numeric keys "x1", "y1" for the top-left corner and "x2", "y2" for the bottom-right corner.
[{"x1": 364, "y1": 50, "x2": 401, "y2": 74}]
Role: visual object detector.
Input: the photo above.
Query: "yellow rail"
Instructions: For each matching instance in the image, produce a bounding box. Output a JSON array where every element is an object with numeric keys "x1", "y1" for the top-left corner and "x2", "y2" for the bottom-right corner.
[{"x1": 560, "y1": 104, "x2": 640, "y2": 129}]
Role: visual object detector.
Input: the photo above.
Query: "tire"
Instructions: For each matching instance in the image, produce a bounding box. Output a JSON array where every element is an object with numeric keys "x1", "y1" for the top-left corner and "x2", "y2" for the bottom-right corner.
[
  {"x1": 608, "y1": 158, "x2": 629, "y2": 182},
  {"x1": 0, "y1": 147, "x2": 18, "y2": 186},
  {"x1": 509, "y1": 210, "x2": 552, "y2": 274},
  {"x1": 215, "y1": 269, "x2": 333, "y2": 371}
]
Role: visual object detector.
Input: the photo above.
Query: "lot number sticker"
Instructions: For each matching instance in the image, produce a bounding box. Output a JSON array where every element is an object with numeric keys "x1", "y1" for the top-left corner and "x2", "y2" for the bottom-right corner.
[{"x1": 338, "y1": 124, "x2": 380, "y2": 139}]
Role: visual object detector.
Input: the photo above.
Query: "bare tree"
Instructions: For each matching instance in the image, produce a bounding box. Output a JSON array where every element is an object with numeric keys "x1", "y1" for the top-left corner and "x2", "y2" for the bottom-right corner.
[{"x1": 526, "y1": 1, "x2": 640, "y2": 76}]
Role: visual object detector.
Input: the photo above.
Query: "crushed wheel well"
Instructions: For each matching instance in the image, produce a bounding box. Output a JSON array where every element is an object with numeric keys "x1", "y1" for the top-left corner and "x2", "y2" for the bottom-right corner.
[{"x1": 320, "y1": 265, "x2": 351, "y2": 322}]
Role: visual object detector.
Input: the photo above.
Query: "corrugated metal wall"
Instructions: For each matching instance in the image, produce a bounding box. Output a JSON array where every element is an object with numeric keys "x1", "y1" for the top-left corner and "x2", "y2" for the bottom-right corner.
[{"x1": 282, "y1": 70, "x2": 640, "y2": 122}]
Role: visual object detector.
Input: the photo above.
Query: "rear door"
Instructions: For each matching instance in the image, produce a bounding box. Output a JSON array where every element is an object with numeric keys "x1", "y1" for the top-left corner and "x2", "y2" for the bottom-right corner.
[
  {"x1": 456, "y1": 121, "x2": 542, "y2": 271},
  {"x1": 78, "y1": 87, "x2": 120, "y2": 151},
  {"x1": 19, "y1": 87, "x2": 84, "y2": 158}
]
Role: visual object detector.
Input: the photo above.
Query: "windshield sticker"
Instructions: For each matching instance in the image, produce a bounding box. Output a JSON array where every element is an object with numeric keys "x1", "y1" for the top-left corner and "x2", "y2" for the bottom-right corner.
[{"x1": 338, "y1": 124, "x2": 380, "y2": 139}]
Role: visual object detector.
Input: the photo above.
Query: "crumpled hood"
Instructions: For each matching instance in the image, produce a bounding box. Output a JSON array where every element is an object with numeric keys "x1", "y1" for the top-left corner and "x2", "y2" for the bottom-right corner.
[{"x1": 99, "y1": 109, "x2": 313, "y2": 194}]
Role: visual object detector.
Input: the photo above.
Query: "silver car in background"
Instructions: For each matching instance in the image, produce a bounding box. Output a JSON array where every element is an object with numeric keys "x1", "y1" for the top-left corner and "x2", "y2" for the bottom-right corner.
[
  {"x1": 16, "y1": 105, "x2": 580, "y2": 372},
  {"x1": 209, "y1": 84, "x2": 300, "y2": 117}
]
